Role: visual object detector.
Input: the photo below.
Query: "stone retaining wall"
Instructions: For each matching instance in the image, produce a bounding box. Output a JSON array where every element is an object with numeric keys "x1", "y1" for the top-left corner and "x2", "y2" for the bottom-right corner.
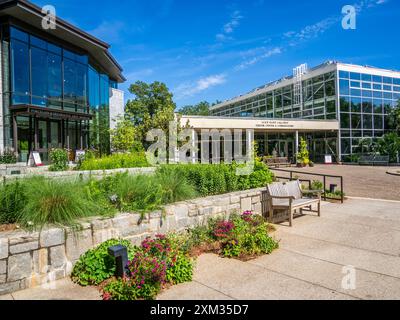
[
  {"x1": 0, "y1": 187, "x2": 264, "y2": 295},
  {"x1": 1, "y1": 167, "x2": 156, "y2": 182}
]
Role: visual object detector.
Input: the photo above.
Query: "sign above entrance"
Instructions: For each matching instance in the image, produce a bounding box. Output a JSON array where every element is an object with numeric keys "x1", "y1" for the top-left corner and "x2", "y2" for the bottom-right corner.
[
  {"x1": 28, "y1": 151, "x2": 43, "y2": 167},
  {"x1": 255, "y1": 120, "x2": 295, "y2": 129}
]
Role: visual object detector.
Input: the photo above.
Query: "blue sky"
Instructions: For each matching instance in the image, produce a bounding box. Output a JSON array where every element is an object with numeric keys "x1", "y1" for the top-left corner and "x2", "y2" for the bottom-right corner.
[{"x1": 35, "y1": 0, "x2": 398, "y2": 108}]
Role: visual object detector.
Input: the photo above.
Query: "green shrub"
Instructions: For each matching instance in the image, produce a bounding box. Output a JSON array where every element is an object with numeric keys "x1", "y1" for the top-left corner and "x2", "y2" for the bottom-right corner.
[
  {"x1": 155, "y1": 167, "x2": 197, "y2": 204},
  {"x1": 71, "y1": 239, "x2": 138, "y2": 286},
  {"x1": 166, "y1": 253, "x2": 193, "y2": 284},
  {"x1": 311, "y1": 180, "x2": 324, "y2": 191},
  {"x1": 16, "y1": 177, "x2": 102, "y2": 228},
  {"x1": 0, "y1": 180, "x2": 27, "y2": 224},
  {"x1": 157, "y1": 161, "x2": 273, "y2": 197},
  {"x1": 0, "y1": 149, "x2": 17, "y2": 164},
  {"x1": 102, "y1": 277, "x2": 159, "y2": 301},
  {"x1": 211, "y1": 212, "x2": 278, "y2": 258},
  {"x1": 77, "y1": 152, "x2": 149, "y2": 171},
  {"x1": 49, "y1": 148, "x2": 69, "y2": 171}
]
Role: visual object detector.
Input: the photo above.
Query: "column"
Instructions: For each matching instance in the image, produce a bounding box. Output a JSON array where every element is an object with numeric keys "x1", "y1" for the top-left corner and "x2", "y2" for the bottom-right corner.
[
  {"x1": 12, "y1": 115, "x2": 18, "y2": 156},
  {"x1": 192, "y1": 129, "x2": 197, "y2": 164},
  {"x1": 295, "y1": 130, "x2": 299, "y2": 163}
]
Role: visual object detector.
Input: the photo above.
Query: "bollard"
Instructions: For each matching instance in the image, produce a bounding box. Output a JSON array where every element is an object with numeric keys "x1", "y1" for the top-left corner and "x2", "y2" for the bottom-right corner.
[
  {"x1": 108, "y1": 245, "x2": 129, "y2": 278},
  {"x1": 329, "y1": 184, "x2": 337, "y2": 194}
]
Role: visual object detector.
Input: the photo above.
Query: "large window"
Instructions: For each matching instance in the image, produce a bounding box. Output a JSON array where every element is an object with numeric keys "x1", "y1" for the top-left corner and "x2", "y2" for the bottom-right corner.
[{"x1": 9, "y1": 26, "x2": 89, "y2": 112}]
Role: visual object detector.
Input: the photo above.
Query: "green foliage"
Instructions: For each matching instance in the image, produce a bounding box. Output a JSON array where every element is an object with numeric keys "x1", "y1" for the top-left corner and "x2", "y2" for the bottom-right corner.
[
  {"x1": 110, "y1": 117, "x2": 143, "y2": 152},
  {"x1": 72, "y1": 239, "x2": 138, "y2": 286},
  {"x1": 16, "y1": 177, "x2": 102, "y2": 228},
  {"x1": 178, "y1": 101, "x2": 211, "y2": 116},
  {"x1": 0, "y1": 180, "x2": 27, "y2": 224},
  {"x1": 297, "y1": 137, "x2": 310, "y2": 165},
  {"x1": 388, "y1": 103, "x2": 400, "y2": 133},
  {"x1": 77, "y1": 152, "x2": 149, "y2": 171},
  {"x1": 102, "y1": 276, "x2": 159, "y2": 301},
  {"x1": 377, "y1": 132, "x2": 400, "y2": 162},
  {"x1": 157, "y1": 161, "x2": 274, "y2": 197},
  {"x1": 311, "y1": 180, "x2": 323, "y2": 191},
  {"x1": 155, "y1": 167, "x2": 197, "y2": 204},
  {"x1": 49, "y1": 148, "x2": 69, "y2": 172},
  {"x1": 0, "y1": 149, "x2": 17, "y2": 164},
  {"x1": 100, "y1": 235, "x2": 194, "y2": 300},
  {"x1": 217, "y1": 213, "x2": 279, "y2": 258}
]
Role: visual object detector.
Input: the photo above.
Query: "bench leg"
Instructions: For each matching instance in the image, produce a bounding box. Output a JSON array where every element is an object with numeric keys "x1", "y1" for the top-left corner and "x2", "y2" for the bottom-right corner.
[
  {"x1": 289, "y1": 209, "x2": 293, "y2": 227},
  {"x1": 318, "y1": 201, "x2": 321, "y2": 217}
]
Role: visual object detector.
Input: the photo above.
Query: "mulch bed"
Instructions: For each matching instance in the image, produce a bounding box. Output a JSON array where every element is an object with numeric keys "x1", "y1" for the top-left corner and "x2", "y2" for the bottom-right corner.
[{"x1": 0, "y1": 224, "x2": 18, "y2": 232}]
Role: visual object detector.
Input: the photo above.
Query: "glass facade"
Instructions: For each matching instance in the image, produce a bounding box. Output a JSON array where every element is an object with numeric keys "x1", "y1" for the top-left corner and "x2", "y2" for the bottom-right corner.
[
  {"x1": 211, "y1": 63, "x2": 400, "y2": 161},
  {"x1": 338, "y1": 70, "x2": 399, "y2": 158},
  {"x1": 212, "y1": 71, "x2": 337, "y2": 120},
  {"x1": 2, "y1": 25, "x2": 115, "y2": 159}
]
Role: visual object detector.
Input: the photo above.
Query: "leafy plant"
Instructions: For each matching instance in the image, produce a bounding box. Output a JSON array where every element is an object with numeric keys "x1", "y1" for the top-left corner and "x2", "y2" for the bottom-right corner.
[
  {"x1": 49, "y1": 148, "x2": 69, "y2": 171},
  {"x1": 296, "y1": 137, "x2": 310, "y2": 166},
  {"x1": 0, "y1": 180, "x2": 27, "y2": 224},
  {"x1": 311, "y1": 180, "x2": 324, "y2": 191},
  {"x1": 16, "y1": 177, "x2": 101, "y2": 228},
  {"x1": 71, "y1": 239, "x2": 138, "y2": 286},
  {"x1": 0, "y1": 149, "x2": 17, "y2": 164}
]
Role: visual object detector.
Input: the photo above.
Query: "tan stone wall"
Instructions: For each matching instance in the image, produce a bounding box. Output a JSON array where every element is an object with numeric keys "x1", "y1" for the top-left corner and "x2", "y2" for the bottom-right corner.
[{"x1": 0, "y1": 188, "x2": 264, "y2": 295}]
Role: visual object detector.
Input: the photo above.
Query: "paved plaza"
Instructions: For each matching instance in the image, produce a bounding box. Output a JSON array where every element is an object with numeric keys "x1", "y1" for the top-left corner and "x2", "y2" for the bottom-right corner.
[
  {"x1": 2, "y1": 197, "x2": 399, "y2": 300},
  {"x1": 272, "y1": 164, "x2": 400, "y2": 201}
]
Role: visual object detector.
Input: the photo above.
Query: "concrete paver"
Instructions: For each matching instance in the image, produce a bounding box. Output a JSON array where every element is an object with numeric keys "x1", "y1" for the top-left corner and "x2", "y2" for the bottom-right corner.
[{"x1": 1, "y1": 197, "x2": 400, "y2": 300}]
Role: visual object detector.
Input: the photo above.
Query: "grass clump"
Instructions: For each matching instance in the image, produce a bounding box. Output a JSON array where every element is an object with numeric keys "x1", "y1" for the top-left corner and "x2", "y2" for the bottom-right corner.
[{"x1": 77, "y1": 152, "x2": 149, "y2": 171}]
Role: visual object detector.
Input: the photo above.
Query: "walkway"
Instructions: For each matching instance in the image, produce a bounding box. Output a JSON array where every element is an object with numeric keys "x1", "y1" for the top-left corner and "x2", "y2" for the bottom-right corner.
[
  {"x1": 272, "y1": 164, "x2": 400, "y2": 201},
  {"x1": 1, "y1": 198, "x2": 400, "y2": 300}
]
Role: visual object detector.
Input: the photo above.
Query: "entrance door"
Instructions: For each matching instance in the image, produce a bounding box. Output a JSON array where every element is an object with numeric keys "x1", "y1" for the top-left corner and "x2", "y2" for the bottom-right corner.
[{"x1": 36, "y1": 119, "x2": 61, "y2": 163}]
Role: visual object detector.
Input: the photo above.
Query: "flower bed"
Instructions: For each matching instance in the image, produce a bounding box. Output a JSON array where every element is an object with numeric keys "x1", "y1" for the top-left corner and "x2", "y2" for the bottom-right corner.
[{"x1": 72, "y1": 211, "x2": 278, "y2": 300}]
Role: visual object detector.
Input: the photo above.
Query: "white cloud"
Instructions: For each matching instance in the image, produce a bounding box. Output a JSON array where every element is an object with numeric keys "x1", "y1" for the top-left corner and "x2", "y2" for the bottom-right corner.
[
  {"x1": 174, "y1": 74, "x2": 227, "y2": 99},
  {"x1": 235, "y1": 47, "x2": 282, "y2": 71},
  {"x1": 216, "y1": 10, "x2": 243, "y2": 41}
]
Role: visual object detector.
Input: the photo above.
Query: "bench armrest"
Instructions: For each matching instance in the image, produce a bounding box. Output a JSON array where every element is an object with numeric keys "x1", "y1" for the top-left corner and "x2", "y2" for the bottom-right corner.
[{"x1": 269, "y1": 195, "x2": 295, "y2": 200}]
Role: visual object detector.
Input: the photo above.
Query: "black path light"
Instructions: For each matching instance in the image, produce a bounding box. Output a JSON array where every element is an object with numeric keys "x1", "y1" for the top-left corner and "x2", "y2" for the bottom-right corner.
[{"x1": 108, "y1": 245, "x2": 129, "y2": 278}]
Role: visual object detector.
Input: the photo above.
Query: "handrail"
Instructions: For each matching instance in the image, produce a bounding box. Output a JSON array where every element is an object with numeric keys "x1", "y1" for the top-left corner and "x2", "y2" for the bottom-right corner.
[{"x1": 270, "y1": 168, "x2": 344, "y2": 204}]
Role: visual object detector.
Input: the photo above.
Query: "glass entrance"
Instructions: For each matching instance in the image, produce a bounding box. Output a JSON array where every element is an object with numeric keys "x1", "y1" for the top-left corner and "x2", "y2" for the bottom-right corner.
[{"x1": 35, "y1": 119, "x2": 62, "y2": 163}]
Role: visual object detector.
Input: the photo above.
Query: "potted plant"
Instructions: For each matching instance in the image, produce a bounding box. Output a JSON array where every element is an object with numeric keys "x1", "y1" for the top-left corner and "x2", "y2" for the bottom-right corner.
[{"x1": 296, "y1": 138, "x2": 310, "y2": 167}]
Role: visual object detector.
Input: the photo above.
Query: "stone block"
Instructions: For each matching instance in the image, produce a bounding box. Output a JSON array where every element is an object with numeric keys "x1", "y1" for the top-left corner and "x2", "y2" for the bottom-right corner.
[
  {"x1": 0, "y1": 238, "x2": 7, "y2": 259},
  {"x1": 40, "y1": 228, "x2": 65, "y2": 248},
  {"x1": 7, "y1": 252, "x2": 32, "y2": 282},
  {"x1": 9, "y1": 241, "x2": 38, "y2": 254},
  {"x1": 228, "y1": 203, "x2": 241, "y2": 215},
  {"x1": 198, "y1": 207, "x2": 213, "y2": 216},
  {"x1": 92, "y1": 228, "x2": 119, "y2": 246},
  {"x1": 215, "y1": 196, "x2": 230, "y2": 206},
  {"x1": 173, "y1": 204, "x2": 189, "y2": 220},
  {"x1": 91, "y1": 218, "x2": 113, "y2": 231},
  {"x1": 240, "y1": 197, "x2": 252, "y2": 212},
  {"x1": 50, "y1": 246, "x2": 67, "y2": 268},
  {"x1": 0, "y1": 275, "x2": 5, "y2": 284},
  {"x1": 0, "y1": 260, "x2": 6, "y2": 274},
  {"x1": 65, "y1": 229, "x2": 93, "y2": 262},
  {"x1": 9, "y1": 232, "x2": 39, "y2": 254},
  {"x1": 0, "y1": 281, "x2": 20, "y2": 295},
  {"x1": 33, "y1": 248, "x2": 48, "y2": 274},
  {"x1": 111, "y1": 213, "x2": 143, "y2": 238},
  {"x1": 230, "y1": 195, "x2": 241, "y2": 204}
]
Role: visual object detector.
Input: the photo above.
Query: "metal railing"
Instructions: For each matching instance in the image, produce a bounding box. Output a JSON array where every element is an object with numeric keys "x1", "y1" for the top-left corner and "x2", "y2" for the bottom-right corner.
[{"x1": 270, "y1": 168, "x2": 345, "y2": 204}]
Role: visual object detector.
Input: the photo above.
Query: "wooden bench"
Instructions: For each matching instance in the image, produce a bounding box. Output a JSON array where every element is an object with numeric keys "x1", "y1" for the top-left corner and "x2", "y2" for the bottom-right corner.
[
  {"x1": 262, "y1": 180, "x2": 322, "y2": 227},
  {"x1": 264, "y1": 157, "x2": 291, "y2": 168},
  {"x1": 359, "y1": 155, "x2": 389, "y2": 166}
]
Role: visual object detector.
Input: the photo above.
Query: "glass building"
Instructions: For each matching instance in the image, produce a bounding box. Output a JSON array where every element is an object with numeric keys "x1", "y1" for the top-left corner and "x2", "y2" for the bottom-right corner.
[
  {"x1": 0, "y1": 0, "x2": 125, "y2": 162},
  {"x1": 210, "y1": 61, "x2": 400, "y2": 162}
]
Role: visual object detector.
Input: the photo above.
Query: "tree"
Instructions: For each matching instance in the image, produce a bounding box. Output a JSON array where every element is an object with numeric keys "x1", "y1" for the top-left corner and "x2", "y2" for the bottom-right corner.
[
  {"x1": 377, "y1": 132, "x2": 400, "y2": 163},
  {"x1": 388, "y1": 102, "x2": 400, "y2": 133},
  {"x1": 125, "y1": 81, "x2": 176, "y2": 147},
  {"x1": 110, "y1": 117, "x2": 142, "y2": 152},
  {"x1": 179, "y1": 101, "x2": 210, "y2": 116}
]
